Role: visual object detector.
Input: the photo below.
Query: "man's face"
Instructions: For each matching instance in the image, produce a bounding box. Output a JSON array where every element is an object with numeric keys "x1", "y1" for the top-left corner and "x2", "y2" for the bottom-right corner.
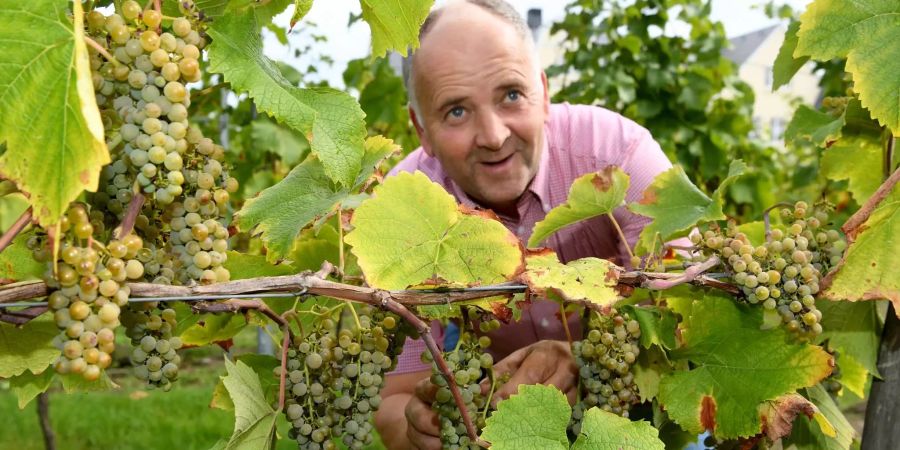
[{"x1": 411, "y1": 5, "x2": 549, "y2": 215}]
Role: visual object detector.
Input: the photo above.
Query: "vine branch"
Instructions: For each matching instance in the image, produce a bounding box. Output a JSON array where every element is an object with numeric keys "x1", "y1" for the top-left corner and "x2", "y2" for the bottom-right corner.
[
  {"x1": 643, "y1": 256, "x2": 721, "y2": 290},
  {"x1": 0, "y1": 207, "x2": 33, "y2": 254},
  {"x1": 115, "y1": 193, "x2": 145, "y2": 240},
  {"x1": 842, "y1": 165, "x2": 900, "y2": 240}
]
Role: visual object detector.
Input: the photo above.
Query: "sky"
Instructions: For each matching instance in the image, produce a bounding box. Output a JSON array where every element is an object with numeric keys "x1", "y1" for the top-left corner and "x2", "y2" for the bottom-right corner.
[{"x1": 261, "y1": 0, "x2": 813, "y2": 88}]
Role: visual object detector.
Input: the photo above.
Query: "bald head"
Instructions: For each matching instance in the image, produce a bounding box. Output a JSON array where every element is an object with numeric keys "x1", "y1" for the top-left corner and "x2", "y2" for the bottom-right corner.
[{"x1": 402, "y1": 0, "x2": 539, "y2": 118}]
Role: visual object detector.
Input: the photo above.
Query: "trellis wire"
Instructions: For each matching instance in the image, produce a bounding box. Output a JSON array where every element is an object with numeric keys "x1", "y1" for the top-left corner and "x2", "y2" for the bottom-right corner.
[{"x1": 0, "y1": 284, "x2": 529, "y2": 310}]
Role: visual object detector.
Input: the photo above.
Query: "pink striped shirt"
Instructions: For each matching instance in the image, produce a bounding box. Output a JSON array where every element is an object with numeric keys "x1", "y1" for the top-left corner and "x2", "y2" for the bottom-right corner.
[{"x1": 388, "y1": 103, "x2": 673, "y2": 374}]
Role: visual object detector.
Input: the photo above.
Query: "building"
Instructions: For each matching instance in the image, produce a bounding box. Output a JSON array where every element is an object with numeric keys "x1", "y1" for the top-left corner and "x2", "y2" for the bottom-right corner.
[{"x1": 724, "y1": 25, "x2": 821, "y2": 143}]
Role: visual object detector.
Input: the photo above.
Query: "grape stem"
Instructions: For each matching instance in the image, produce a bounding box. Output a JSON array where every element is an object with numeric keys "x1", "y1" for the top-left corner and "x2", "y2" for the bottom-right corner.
[
  {"x1": 278, "y1": 323, "x2": 291, "y2": 412},
  {"x1": 191, "y1": 298, "x2": 289, "y2": 328},
  {"x1": 0, "y1": 207, "x2": 32, "y2": 255},
  {"x1": 83, "y1": 36, "x2": 120, "y2": 68},
  {"x1": 606, "y1": 212, "x2": 635, "y2": 262},
  {"x1": 115, "y1": 192, "x2": 146, "y2": 240},
  {"x1": 762, "y1": 202, "x2": 793, "y2": 242}
]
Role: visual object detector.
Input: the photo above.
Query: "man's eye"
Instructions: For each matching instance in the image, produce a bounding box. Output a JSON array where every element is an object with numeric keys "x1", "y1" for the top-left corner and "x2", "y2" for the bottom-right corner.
[
  {"x1": 448, "y1": 106, "x2": 464, "y2": 119},
  {"x1": 506, "y1": 89, "x2": 521, "y2": 101}
]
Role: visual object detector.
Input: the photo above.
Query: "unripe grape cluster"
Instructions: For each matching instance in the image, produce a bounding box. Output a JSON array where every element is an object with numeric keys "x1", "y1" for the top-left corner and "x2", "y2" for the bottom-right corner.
[
  {"x1": 281, "y1": 307, "x2": 407, "y2": 450},
  {"x1": 424, "y1": 319, "x2": 500, "y2": 450},
  {"x1": 33, "y1": 204, "x2": 145, "y2": 381},
  {"x1": 570, "y1": 308, "x2": 641, "y2": 430},
  {"x1": 695, "y1": 201, "x2": 846, "y2": 340},
  {"x1": 120, "y1": 301, "x2": 183, "y2": 390}
]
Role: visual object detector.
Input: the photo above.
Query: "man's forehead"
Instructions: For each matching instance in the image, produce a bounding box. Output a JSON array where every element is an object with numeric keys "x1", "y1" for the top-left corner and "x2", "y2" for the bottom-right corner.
[{"x1": 417, "y1": 2, "x2": 522, "y2": 54}]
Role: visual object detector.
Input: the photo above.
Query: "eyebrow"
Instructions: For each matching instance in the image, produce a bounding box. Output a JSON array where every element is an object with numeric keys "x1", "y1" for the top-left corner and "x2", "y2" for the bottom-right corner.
[{"x1": 436, "y1": 95, "x2": 467, "y2": 114}]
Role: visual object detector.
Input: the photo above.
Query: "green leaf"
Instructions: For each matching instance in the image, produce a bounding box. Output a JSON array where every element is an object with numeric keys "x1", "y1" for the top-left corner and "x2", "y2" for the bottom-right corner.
[
  {"x1": 222, "y1": 358, "x2": 278, "y2": 450},
  {"x1": 223, "y1": 251, "x2": 296, "y2": 280},
  {"x1": 783, "y1": 385, "x2": 856, "y2": 450},
  {"x1": 573, "y1": 407, "x2": 665, "y2": 450},
  {"x1": 784, "y1": 105, "x2": 845, "y2": 148},
  {"x1": 816, "y1": 299, "x2": 881, "y2": 377},
  {"x1": 820, "y1": 136, "x2": 883, "y2": 205},
  {"x1": 179, "y1": 314, "x2": 249, "y2": 347},
  {"x1": 9, "y1": 368, "x2": 54, "y2": 409},
  {"x1": 772, "y1": 20, "x2": 810, "y2": 90},
  {"x1": 795, "y1": 0, "x2": 900, "y2": 134},
  {"x1": 625, "y1": 305, "x2": 677, "y2": 350},
  {"x1": 207, "y1": 12, "x2": 366, "y2": 186},
  {"x1": 520, "y1": 251, "x2": 619, "y2": 307},
  {"x1": 250, "y1": 119, "x2": 309, "y2": 166},
  {"x1": 528, "y1": 167, "x2": 630, "y2": 247},
  {"x1": 235, "y1": 136, "x2": 396, "y2": 261},
  {"x1": 834, "y1": 351, "x2": 868, "y2": 398},
  {"x1": 359, "y1": 0, "x2": 433, "y2": 57},
  {"x1": 629, "y1": 161, "x2": 745, "y2": 254},
  {"x1": 658, "y1": 294, "x2": 833, "y2": 438},
  {"x1": 346, "y1": 171, "x2": 523, "y2": 289},
  {"x1": 0, "y1": 315, "x2": 59, "y2": 378},
  {"x1": 481, "y1": 384, "x2": 569, "y2": 450},
  {"x1": 0, "y1": 234, "x2": 46, "y2": 281},
  {"x1": 0, "y1": 192, "x2": 28, "y2": 233},
  {"x1": 633, "y1": 345, "x2": 673, "y2": 402},
  {"x1": 59, "y1": 370, "x2": 118, "y2": 392},
  {"x1": 211, "y1": 354, "x2": 281, "y2": 412},
  {"x1": 0, "y1": 0, "x2": 109, "y2": 226},
  {"x1": 822, "y1": 184, "x2": 900, "y2": 314},
  {"x1": 289, "y1": 0, "x2": 314, "y2": 27}
]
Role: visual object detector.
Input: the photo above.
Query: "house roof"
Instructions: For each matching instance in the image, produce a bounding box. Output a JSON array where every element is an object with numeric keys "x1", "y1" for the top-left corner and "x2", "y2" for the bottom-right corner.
[{"x1": 723, "y1": 24, "x2": 780, "y2": 65}]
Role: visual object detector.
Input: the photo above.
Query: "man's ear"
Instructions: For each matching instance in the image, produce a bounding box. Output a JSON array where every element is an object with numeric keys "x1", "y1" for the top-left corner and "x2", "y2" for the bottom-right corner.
[
  {"x1": 409, "y1": 106, "x2": 434, "y2": 156},
  {"x1": 540, "y1": 71, "x2": 550, "y2": 116}
]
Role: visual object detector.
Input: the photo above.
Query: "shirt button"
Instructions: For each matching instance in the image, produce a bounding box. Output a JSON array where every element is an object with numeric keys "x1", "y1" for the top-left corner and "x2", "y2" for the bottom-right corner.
[{"x1": 517, "y1": 226, "x2": 525, "y2": 235}]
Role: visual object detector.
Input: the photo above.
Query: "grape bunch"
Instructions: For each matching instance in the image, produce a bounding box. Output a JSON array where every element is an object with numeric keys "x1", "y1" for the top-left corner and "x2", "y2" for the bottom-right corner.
[
  {"x1": 120, "y1": 302, "x2": 183, "y2": 390},
  {"x1": 695, "y1": 201, "x2": 846, "y2": 340},
  {"x1": 425, "y1": 327, "x2": 496, "y2": 450},
  {"x1": 821, "y1": 96, "x2": 850, "y2": 117},
  {"x1": 570, "y1": 308, "x2": 641, "y2": 430},
  {"x1": 34, "y1": 204, "x2": 145, "y2": 381},
  {"x1": 281, "y1": 307, "x2": 406, "y2": 450}
]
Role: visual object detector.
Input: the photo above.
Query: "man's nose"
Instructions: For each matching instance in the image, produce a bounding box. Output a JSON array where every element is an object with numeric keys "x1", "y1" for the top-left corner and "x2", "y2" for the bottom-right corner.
[{"x1": 474, "y1": 110, "x2": 510, "y2": 151}]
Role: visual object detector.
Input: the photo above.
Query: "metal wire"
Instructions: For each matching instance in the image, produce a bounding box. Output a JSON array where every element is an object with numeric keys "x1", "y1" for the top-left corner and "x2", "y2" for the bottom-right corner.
[
  {"x1": 398, "y1": 285, "x2": 527, "y2": 294},
  {"x1": 0, "y1": 288, "x2": 310, "y2": 310}
]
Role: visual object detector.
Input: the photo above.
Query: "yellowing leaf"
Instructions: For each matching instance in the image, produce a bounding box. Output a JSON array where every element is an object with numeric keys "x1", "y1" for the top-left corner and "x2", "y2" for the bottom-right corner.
[
  {"x1": 573, "y1": 407, "x2": 665, "y2": 450},
  {"x1": 528, "y1": 167, "x2": 630, "y2": 248},
  {"x1": 795, "y1": 0, "x2": 900, "y2": 134},
  {"x1": 0, "y1": 0, "x2": 109, "y2": 226},
  {"x1": 520, "y1": 250, "x2": 619, "y2": 307},
  {"x1": 658, "y1": 295, "x2": 833, "y2": 438},
  {"x1": 0, "y1": 233, "x2": 46, "y2": 281},
  {"x1": 346, "y1": 171, "x2": 523, "y2": 289},
  {"x1": 820, "y1": 136, "x2": 883, "y2": 205},
  {"x1": 822, "y1": 183, "x2": 900, "y2": 314},
  {"x1": 359, "y1": 0, "x2": 433, "y2": 57},
  {"x1": 481, "y1": 384, "x2": 570, "y2": 450},
  {"x1": 783, "y1": 385, "x2": 856, "y2": 450}
]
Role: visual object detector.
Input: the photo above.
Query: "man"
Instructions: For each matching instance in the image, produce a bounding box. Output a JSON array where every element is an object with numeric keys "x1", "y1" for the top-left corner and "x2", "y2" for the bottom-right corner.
[{"x1": 374, "y1": 1, "x2": 674, "y2": 448}]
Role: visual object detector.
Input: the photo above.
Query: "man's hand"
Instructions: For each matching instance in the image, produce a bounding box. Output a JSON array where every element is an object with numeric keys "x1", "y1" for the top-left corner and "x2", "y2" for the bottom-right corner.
[
  {"x1": 404, "y1": 376, "x2": 442, "y2": 449},
  {"x1": 486, "y1": 340, "x2": 578, "y2": 405}
]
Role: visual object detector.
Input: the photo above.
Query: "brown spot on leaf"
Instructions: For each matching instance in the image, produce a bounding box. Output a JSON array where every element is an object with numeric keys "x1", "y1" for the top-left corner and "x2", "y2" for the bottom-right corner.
[
  {"x1": 758, "y1": 394, "x2": 817, "y2": 441},
  {"x1": 458, "y1": 204, "x2": 502, "y2": 222},
  {"x1": 591, "y1": 166, "x2": 619, "y2": 192},
  {"x1": 79, "y1": 170, "x2": 90, "y2": 185},
  {"x1": 490, "y1": 302, "x2": 513, "y2": 323},
  {"x1": 700, "y1": 395, "x2": 717, "y2": 433},
  {"x1": 638, "y1": 189, "x2": 658, "y2": 205}
]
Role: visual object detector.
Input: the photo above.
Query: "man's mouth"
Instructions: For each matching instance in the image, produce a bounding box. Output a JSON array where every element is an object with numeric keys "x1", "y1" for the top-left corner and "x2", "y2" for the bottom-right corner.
[{"x1": 481, "y1": 153, "x2": 514, "y2": 167}]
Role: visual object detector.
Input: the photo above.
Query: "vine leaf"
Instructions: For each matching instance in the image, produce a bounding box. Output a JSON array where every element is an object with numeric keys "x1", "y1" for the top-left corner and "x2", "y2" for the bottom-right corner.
[
  {"x1": 0, "y1": 233, "x2": 46, "y2": 281},
  {"x1": 9, "y1": 368, "x2": 54, "y2": 409},
  {"x1": 346, "y1": 171, "x2": 523, "y2": 290},
  {"x1": 772, "y1": 20, "x2": 809, "y2": 91},
  {"x1": 757, "y1": 393, "x2": 821, "y2": 442},
  {"x1": 481, "y1": 384, "x2": 570, "y2": 450},
  {"x1": 222, "y1": 358, "x2": 279, "y2": 450},
  {"x1": 628, "y1": 160, "x2": 745, "y2": 254},
  {"x1": 833, "y1": 351, "x2": 868, "y2": 398},
  {"x1": 784, "y1": 105, "x2": 845, "y2": 148},
  {"x1": 211, "y1": 354, "x2": 281, "y2": 412},
  {"x1": 223, "y1": 251, "x2": 296, "y2": 280},
  {"x1": 0, "y1": 0, "x2": 109, "y2": 226},
  {"x1": 573, "y1": 406, "x2": 665, "y2": 450},
  {"x1": 821, "y1": 183, "x2": 900, "y2": 314},
  {"x1": 235, "y1": 136, "x2": 397, "y2": 262},
  {"x1": 782, "y1": 385, "x2": 856, "y2": 450},
  {"x1": 632, "y1": 345, "x2": 672, "y2": 402},
  {"x1": 207, "y1": 11, "x2": 366, "y2": 186},
  {"x1": 179, "y1": 314, "x2": 249, "y2": 347},
  {"x1": 251, "y1": 119, "x2": 309, "y2": 167},
  {"x1": 658, "y1": 294, "x2": 833, "y2": 438},
  {"x1": 0, "y1": 315, "x2": 59, "y2": 378},
  {"x1": 528, "y1": 167, "x2": 630, "y2": 248},
  {"x1": 519, "y1": 250, "x2": 619, "y2": 307},
  {"x1": 820, "y1": 136, "x2": 883, "y2": 205},
  {"x1": 816, "y1": 299, "x2": 881, "y2": 377},
  {"x1": 795, "y1": 0, "x2": 900, "y2": 134},
  {"x1": 359, "y1": 0, "x2": 433, "y2": 57},
  {"x1": 625, "y1": 305, "x2": 677, "y2": 350}
]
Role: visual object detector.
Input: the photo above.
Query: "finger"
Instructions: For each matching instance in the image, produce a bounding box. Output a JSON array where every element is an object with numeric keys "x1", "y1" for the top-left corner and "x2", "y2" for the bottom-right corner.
[
  {"x1": 406, "y1": 396, "x2": 441, "y2": 436},
  {"x1": 492, "y1": 345, "x2": 531, "y2": 377},
  {"x1": 414, "y1": 376, "x2": 438, "y2": 403},
  {"x1": 544, "y1": 361, "x2": 578, "y2": 404},
  {"x1": 491, "y1": 359, "x2": 555, "y2": 405},
  {"x1": 408, "y1": 426, "x2": 443, "y2": 450}
]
